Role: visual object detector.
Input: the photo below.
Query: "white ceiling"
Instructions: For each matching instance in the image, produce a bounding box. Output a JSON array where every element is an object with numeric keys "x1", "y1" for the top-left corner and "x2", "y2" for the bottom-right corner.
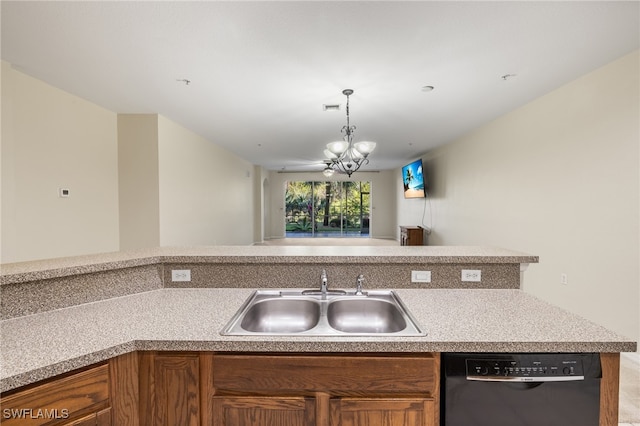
[{"x1": 2, "y1": 1, "x2": 639, "y2": 173}]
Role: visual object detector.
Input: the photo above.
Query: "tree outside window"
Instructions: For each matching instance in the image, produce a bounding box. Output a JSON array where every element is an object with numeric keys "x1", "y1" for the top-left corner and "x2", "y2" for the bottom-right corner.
[{"x1": 285, "y1": 181, "x2": 370, "y2": 237}]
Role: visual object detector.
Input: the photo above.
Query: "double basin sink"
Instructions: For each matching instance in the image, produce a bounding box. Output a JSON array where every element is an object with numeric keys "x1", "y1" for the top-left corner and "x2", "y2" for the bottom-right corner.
[{"x1": 222, "y1": 289, "x2": 425, "y2": 336}]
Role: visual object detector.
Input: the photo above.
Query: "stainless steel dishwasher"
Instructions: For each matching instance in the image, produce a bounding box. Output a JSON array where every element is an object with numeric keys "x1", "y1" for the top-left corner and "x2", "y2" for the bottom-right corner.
[{"x1": 441, "y1": 353, "x2": 602, "y2": 426}]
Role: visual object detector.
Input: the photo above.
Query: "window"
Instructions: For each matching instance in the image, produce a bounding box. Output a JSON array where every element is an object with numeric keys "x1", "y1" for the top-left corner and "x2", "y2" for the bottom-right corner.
[{"x1": 285, "y1": 181, "x2": 371, "y2": 237}]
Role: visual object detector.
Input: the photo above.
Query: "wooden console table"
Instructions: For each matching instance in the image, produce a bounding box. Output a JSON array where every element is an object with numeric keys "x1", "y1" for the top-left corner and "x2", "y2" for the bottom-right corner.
[{"x1": 400, "y1": 226, "x2": 424, "y2": 246}]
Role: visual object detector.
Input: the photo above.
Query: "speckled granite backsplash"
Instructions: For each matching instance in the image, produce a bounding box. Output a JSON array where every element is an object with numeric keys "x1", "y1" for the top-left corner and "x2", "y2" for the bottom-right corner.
[
  {"x1": 161, "y1": 262, "x2": 520, "y2": 289},
  {"x1": 1, "y1": 265, "x2": 164, "y2": 319},
  {"x1": 0, "y1": 246, "x2": 536, "y2": 319}
]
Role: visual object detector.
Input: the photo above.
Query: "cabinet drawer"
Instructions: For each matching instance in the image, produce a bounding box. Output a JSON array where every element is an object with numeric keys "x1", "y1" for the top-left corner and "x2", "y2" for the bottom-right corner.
[
  {"x1": 1, "y1": 364, "x2": 109, "y2": 426},
  {"x1": 213, "y1": 354, "x2": 437, "y2": 395},
  {"x1": 61, "y1": 408, "x2": 111, "y2": 426}
]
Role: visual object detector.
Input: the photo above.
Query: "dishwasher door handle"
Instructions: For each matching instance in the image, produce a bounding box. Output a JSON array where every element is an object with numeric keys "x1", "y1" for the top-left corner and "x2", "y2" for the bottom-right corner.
[{"x1": 467, "y1": 375, "x2": 585, "y2": 382}]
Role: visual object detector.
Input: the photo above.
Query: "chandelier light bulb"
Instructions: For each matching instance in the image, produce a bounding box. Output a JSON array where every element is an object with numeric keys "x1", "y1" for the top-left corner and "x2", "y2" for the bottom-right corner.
[
  {"x1": 322, "y1": 167, "x2": 335, "y2": 177},
  {"x1": 323, "y1": 149, "x2": 338, "y2": 160},
  {"x1": 353, "y1": 141, "x2": 376, "y2": 156},
  {"x1": 327, "y1": 141, "x2": 348, "y2": 156}
]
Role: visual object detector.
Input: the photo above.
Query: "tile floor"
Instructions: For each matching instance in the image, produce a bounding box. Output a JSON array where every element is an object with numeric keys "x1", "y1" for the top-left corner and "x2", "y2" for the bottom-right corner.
[{"x1": 619, "y1": 352, "x2": 640, "y2": 426}]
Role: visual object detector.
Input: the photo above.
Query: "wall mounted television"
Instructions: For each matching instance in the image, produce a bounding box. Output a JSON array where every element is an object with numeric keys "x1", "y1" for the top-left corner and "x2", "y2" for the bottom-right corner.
[{"x1": 402, "y1": 159, "x2": 426, "y2": 198}]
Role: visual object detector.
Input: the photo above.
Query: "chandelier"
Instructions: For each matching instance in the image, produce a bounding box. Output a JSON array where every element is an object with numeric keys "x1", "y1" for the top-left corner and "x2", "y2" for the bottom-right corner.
[{"x1": 323, "y1": 89, "x2": 376, "y2": 177}]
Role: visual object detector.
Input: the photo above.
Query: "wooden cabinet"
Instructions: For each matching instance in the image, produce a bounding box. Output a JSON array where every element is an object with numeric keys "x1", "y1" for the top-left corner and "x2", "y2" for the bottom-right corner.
[
  {"x1": 330, "y1": 398, "x2": 435, "y2": 426},
  {"x1": 600, "y1": 353, "x2": 621, "y2": 426},
  {"x1": 213, "y1": 396, "x2": 315, "y2": 426},
  {"x1": 211, "y1": 353, "x2": 440, "y2": 426},
  {"x1": 0, "y1": 363, "x2": 111, "y2": 426},
  {"x1": 139, "y1": 352, "x2": 202, "y2": 426},
  {"x1": 61, "y1": 409, "x2": 111, "y2": 426},
  {"x1": 400, "y1": 226, "x2": 424, "y2": 246},
  {"x1": 0, "y1": 352, "x2": 139, "y2": 426},
  {"x1": 0, "y1": 351, "x2": 622, "y2": 426}
]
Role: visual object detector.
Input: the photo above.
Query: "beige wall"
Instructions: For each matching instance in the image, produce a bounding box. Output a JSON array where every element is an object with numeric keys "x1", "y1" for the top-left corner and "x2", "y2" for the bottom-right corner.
[
  {"x1": 119, "y1": 114, "x2": 255, "y2": 248},
  {"x1": 1, "y1": 62, "x2": 120, "y2": 262},
  {"x1": 254, "y1": 166, "x2": 270, "y2": 243},
  {"x1": 117, "y1": 114, "x2": 160, "y2": 250},
  {"x1": 1, "y1": 64, "x2": 257, "y2": 261},
  {"x1": 266, "y1": 170, "x2": 397, "y2": 240},
  {"x1": 157, "y1": 116, "x2": 255, "y2": 246},
  {"x1": 398, "y1": 51, "x2": 640, "y2": 342}
]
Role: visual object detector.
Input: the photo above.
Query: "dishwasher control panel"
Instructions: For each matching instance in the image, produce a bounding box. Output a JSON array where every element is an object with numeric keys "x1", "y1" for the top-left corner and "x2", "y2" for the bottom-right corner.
[{"x1": 466, "y1": 356, "x2": 585, "y2": 381}]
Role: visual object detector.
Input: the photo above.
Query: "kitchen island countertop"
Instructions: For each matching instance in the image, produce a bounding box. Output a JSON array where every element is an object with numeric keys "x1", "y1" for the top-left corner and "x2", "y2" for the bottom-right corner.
[{"x1": 1, "y1": 287, "x2": 634, "y2": 393}]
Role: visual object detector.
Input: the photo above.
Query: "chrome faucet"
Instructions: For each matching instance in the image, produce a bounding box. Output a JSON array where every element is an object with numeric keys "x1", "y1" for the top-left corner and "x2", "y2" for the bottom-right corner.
[
  {"x1": 301, "y1": 269, "x2": 346, "y2": 297},
  {"x1": 320, "y1": 269, "x2": 329, "y2": 298},
  {"x1": 355, "y1": 274, "x2": 366, "y2": 296}
]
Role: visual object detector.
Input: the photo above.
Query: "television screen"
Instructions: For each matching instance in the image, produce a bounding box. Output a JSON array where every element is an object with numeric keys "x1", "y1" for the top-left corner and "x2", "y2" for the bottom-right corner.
[{"x1": 402, "y1": 159, "x2": 426, "y2": 198}]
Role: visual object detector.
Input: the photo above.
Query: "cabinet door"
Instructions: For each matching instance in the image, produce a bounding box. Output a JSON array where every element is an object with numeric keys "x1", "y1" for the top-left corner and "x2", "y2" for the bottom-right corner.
[
  {"x1": 330, "y1": 398, "x2": 436, "y2": 426},
  {"x1": 212, "y1": 396, "x2": 314, "y2": 426},
  {"x1": 139, "y1": 353, "x2": 200, "y2": 426},
  {"x1": 61, "y1": 408, "x2": 111, "y2": 426}
]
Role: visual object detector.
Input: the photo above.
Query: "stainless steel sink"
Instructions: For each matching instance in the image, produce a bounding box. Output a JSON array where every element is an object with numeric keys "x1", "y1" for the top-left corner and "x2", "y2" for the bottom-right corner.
[
  {"x1": 221, "y1": 290, "x2": 425, "y2": 336},
  {"x1": 240, "y1": 298, "x2": 321, "y2": 333},
  {"x1": 327, "y1": 298, "x2": 407, "y2": 333}
]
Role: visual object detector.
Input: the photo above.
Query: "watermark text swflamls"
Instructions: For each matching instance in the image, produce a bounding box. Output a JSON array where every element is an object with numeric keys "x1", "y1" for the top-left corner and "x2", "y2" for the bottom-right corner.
[{"x1": 2, "y1": 408, "x2": 70, "y2": 419}]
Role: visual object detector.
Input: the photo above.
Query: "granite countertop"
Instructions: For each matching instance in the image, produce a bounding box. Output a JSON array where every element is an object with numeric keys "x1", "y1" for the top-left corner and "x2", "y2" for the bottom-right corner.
[
  {"x1": 1, "y1": 287, "x2": 634, "y2": 393},
  {"x1": 0, "y1": 246, "x2": 538, "y2": 285}
]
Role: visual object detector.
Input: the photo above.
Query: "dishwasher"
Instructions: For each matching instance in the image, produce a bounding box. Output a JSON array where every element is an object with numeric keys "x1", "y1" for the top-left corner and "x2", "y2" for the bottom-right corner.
[{"x1": 441, "y1": 353, "x2": 602, "y2": 426}]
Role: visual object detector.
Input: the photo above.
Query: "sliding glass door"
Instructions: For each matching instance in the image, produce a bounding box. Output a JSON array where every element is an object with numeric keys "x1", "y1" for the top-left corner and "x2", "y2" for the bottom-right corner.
[{"x1": 285, "y1": 181, "x2": 371, "y2": 237}]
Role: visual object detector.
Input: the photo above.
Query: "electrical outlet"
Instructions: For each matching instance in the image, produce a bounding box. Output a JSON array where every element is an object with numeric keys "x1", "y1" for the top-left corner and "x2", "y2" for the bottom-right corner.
[
  {"x1": 461, "y1": 269, "x2": 481, "y2": 282},
  {"x1": 560, "y1": 273, "x2": 568, "y2": 285},
  {"x1": 411, "y1": 270, "x2": 431, "y2": 283},
  {"x1": 172, "y1": 269, "x2": 191, "y2": 282}
]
